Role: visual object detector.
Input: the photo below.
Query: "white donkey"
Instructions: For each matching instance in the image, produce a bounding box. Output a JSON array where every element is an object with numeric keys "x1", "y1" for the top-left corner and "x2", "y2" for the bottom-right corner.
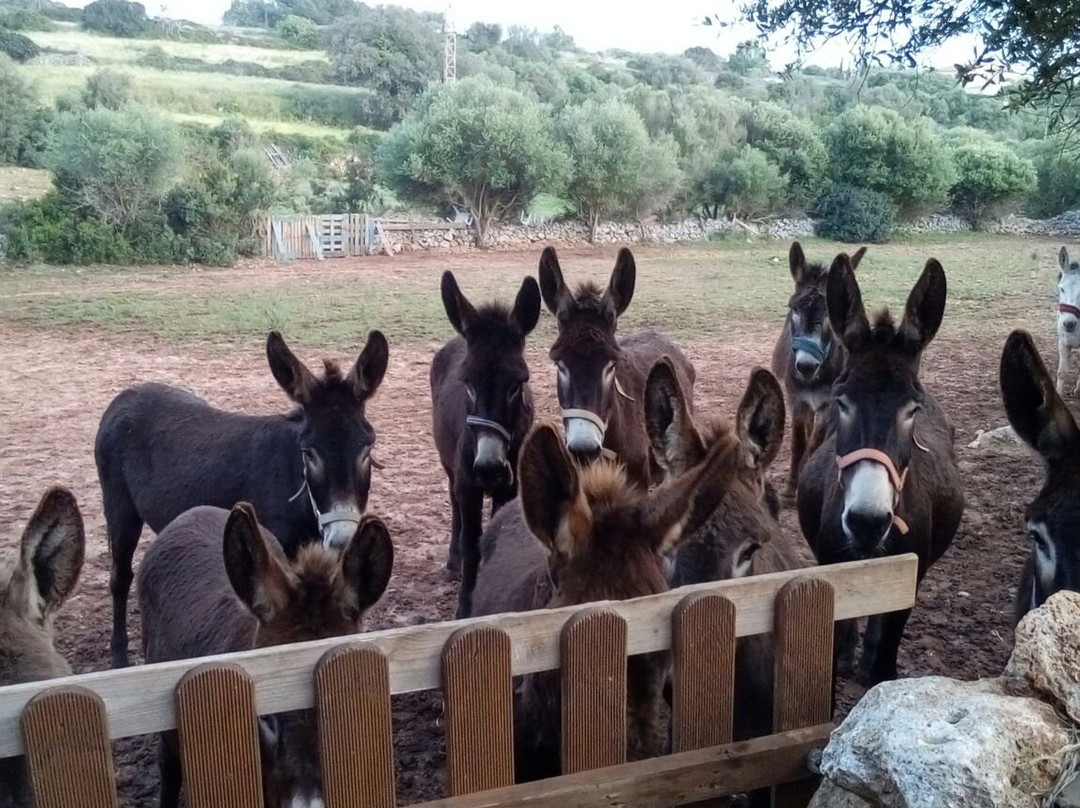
[{"x1": 1057, "y1": 246, "x2": 1080, "y2": 395}]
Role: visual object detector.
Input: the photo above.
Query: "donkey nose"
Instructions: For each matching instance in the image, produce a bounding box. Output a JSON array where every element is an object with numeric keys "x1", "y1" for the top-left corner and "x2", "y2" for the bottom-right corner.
[
  {"x1": 795, "y1": 356, "x2": 820, "y2": 378},
  {"x1": 1066, "y1": 319, "x2": 1078, "y2": 334},
  {"x1": 842, "y1": 509, "x2": 893, "y2": 549},
  {"x1": 473, "y1": 456, "x2": 512, "y2": 487}
]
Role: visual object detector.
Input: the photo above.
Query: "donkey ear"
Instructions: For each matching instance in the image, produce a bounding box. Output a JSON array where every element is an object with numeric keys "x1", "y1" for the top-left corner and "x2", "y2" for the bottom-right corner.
[
  {"x1": 338, "y1": 515, "x2": 394, "y2": 620},
  {"x1": 789, "y1": 241, "x2": 807, "y2": 283},
  {"x1": 348, "y1": 330, "x2": 390, "y2": 401},
  {"x1": 644, "y1": 357, "x2": 704, "y2": 477},
  {"x1": 901, "y1": 258, "x2": 947, "y2": 351},
  {"x1": 17, "y1": 486, "x2": 85, "y2": 619},
  {"x1": 519, "y1": 422, "x2": 589, "y2": 561},
  {"x1": 603, "y1": 248, "x2": 636, "y2": 317},
  {"x1": 1060, "y1": 247, "x2": 1071, "y2": 275},
  {"x1": 441, "y1": 271, "x2": 479, "y2": 337},
  {"x1": 850, "y1": 246, "x2": 868, "y2": 270},
  {"x1": 223, "y1": 502, "x2": 293, "y2": 623},
  {"x1": 267, "y1": 331, "x2": 319, "y2": 405},
  {"x1": 538, "y1": 246, "x2": 571, "y2": 316},
  {"x1": 512, "y1": 276, "x2": 542, "y2": 335},
  {"x1": 736, "y1": 369, "x2": 786, "y2": 471},
  {"x1": 826, "y1": 253, "x2": 871, "y2": 352},
  {"x1": 1000, "y1": 330, "x2": 1080, "y2": 465}
]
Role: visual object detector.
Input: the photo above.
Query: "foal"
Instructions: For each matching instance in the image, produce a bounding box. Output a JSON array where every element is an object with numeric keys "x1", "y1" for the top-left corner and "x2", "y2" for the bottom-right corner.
[
  {"x1": 97, "y1": 329, "x2": 388, "y2": 667},
  {"x1": 430, "y1": 270, "x2": 540, "y2": 619},
  {"x1": 797, "y1": 254, "x2": 964, "y2": 685},
  {"x1": 1000, "y1": 329, "x2": 1080, "y2": 623},
  {"x1": 0, "y1": 487, "x2": 85, "y2": 808},
  {"x1": 771, "y1": 241, "x2": 867, "y2": 498},
  {"x1": 538, "y1": 246, "x2": 695, "y2": 489},
  {"x1": 470, "y1": 418, "x2": 744, "y2": 782},
  {"x1": 1055, "y1": 247, "x2": 1080, "y2": 395},
  {"x1": 139, "y1": 502, "x2": 394, "y2": 808}
]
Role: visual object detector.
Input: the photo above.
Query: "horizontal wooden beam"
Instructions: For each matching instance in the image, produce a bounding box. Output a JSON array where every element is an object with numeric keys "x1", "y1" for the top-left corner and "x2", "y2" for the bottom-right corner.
[
  {"x1": 0, "y1": 555, "x2": 916, "y2": 758},
  {"x1": 412, "y1": 723, "x2": 833, "y2": 808}
]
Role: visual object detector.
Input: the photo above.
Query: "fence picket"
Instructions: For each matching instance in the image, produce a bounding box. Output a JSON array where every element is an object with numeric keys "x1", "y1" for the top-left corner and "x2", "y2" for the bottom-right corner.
[{"x1": 671, "y1": 592, "x2": 736, "y2": 753}]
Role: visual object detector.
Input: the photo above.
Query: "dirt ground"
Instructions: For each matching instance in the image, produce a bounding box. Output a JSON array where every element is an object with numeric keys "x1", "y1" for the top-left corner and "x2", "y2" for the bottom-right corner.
[{"x1": 0, "y1": 243, "x2": 1062, "y2": 805}]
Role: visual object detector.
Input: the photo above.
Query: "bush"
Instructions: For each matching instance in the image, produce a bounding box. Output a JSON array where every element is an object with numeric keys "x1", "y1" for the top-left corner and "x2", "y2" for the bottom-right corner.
[
  {"x1": 276, "y1": 14, "x2": 318, "y2": 48},
  {"x1": 948, "y1": 139, "x2": 1036, "y2": 226},
  {"x1": 210, "y1": 117, "x2": 257, "y2": 154},
  {"x1": 0, "y1": 9, "x2": 56, "y2": 31},
  {"x1": 81, "y1": 0, "x2": 150, "y2": 37},
  {"x1": 742, "y1": 101, "x2": 828, "y2": 209},
  {"x1": 1029, "y1": 147, "x2": 1080, "y2": 218},
  {"x1": 82, "y1": 69, "x2": 134, "y2": 109},
  {"x1": 0, "y1": 55, "x2": 50, "y2": 166},
  {"x1": 0, "y1": 28, "x2": 40, "y2": 62},
  {"x1": 815, "y1": 184, "x2": 896, "y2": 243},
  {"x1": 699, "y1": 146, "x2": 786, "y2": 219}
]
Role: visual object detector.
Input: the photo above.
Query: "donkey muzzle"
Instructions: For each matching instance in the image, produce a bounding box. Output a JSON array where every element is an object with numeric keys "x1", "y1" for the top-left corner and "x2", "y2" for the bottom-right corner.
[
  {"x1": 562, "y1": 408, "x2": 606, "y2": 462},
  {"x1": 473, "y1": 433, "x2": 513, "y2": 488},
  {"x1": 319, "y1": 508, "x2": 362, "y2": 551}
]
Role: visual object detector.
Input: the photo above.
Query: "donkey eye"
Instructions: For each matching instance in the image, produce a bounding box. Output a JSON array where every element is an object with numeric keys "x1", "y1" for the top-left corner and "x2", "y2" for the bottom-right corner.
[
  {"x1": 1028, "y1": 529, "x2": 1046, "y2": 547},
  {"x1": 302, "y1": 448, "x2": 319, "y2": 466},
  {"x1": 738, "y1": 543, "x2": 760, "y2": 566},
  {"x1": 507, "y1": 384, "x2": 522, "y2": 403},
  {"x1": 465, "y1": 384, "x2": 476, "y2": 405},
  {"x1": 902, "y1": 403, "x2": 922, "y2": 422},
  {"x1": 836, "y1": 397, "x2": 851, "y2": 416}
]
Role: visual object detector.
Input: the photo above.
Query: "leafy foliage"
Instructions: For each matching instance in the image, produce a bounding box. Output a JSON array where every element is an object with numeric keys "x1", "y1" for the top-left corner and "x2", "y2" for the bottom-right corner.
[
  {"x1": 741, "y1": 101, "x2": 827, "y2": 208},
  {"x1": 0, "y1": 54, "x2": 50, "y2": 166},
  {"x1": 81, "y1": 0, "x2": 150, "y2": 37},
  {"x1": 699, "y1": 146, "x2": 786, "y2": 219},
  {"x1": 947, "y1": 136, "x2": 1036, "y2": 225},
  {"x1": 0, "y1": 27, "x2": 39, "y2": 62},
  {"x1": 815, "y1": 183, "x2": 896, "y2": 243},
  {"x1": 82, "y1": 69, "x2": 134, "y2": 110},
  {"x1": 1029, "y1": 144, "x2": 1080, "y2": 217},
  {"x1": 276, "y1": 14, "x2": 319, "y2": 48}
]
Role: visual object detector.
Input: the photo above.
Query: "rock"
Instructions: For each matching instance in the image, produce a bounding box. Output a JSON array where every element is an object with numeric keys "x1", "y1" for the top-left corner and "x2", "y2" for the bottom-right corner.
[
  {"x1": 810, "y1": 780, "x2": 875, "y2": 807},
  {"x1": 966, "y1": 425, "x2": 1023, "y2": 451},
  {"x1": 819, "y1": 676, "x2": 1069, "y2": 808},
  {"x1": 1057, "y1": 773, "x2": 1080, "y2": 808},
  {"x1": 1005, "y1": 590, "x2": 1080, "y2": 723}
]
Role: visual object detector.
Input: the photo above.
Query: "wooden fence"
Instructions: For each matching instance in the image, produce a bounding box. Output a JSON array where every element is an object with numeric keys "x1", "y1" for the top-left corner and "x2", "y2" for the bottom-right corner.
[
  {"x1": 0, "y1": 554, "x2": 918, "y2": 808},
  {"x1": 263, "y1": 214, "x2": 468, "y2": 260}
]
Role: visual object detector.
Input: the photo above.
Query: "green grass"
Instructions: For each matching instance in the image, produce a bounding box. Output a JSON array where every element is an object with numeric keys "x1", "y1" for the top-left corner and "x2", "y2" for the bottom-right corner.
[
  {"x1": 0, "y1": 167, "x2": 52, "y2": 204},
  {"x1": 0, "y1": 235, "x2": 1057, "y2": 349},
  {"x1": 25, "y1": 29, "x2": 327, "y2": 67},
  {"x1": 166, "y1": 112, "x2": 351, "y2": 140}
]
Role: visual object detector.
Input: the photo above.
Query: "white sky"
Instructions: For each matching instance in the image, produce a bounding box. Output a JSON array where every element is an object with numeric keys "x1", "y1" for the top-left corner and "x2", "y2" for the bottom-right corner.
[{"x1": 67, "y1": 0, "x2": 982, "y2": 70}]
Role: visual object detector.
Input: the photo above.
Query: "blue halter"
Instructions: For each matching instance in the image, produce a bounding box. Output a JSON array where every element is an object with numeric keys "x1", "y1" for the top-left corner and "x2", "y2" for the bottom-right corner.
[{"x1": 791, "y1": 335, "x2": 830, "y2": 364}]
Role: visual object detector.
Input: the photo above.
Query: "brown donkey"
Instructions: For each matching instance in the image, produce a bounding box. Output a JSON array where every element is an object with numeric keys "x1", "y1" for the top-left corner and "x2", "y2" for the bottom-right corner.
[
  {"x1": 771, "y1": 241, "x2": 867, "y2": 499},
  {"x1": 538, "y1": 246, "x2": 695, "y2": 488},
  {"x1": 1000, "y1": 329, "x2": 1080, "y2": 623},
  {"x1": 430, "y1": 270, "x2": 541, "y2": 619},
  {"x1": 0, "y1": 487, "x2": 85, "y2": 808},
  {"x1": 139, "y1": 503, "x2": 393, "y2": 808},
  {"x1": 470, "y1": 417, "x2": 744, "y2": 782},
  {"x1": 797, "y1": 254, "x2": 964, "y2": 685}
]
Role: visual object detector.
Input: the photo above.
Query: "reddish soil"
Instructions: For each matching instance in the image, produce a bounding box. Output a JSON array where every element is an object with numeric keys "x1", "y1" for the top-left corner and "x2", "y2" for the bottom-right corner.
[{"x1": 0, "y1": 247, "x2": 1060, "y2": 806}]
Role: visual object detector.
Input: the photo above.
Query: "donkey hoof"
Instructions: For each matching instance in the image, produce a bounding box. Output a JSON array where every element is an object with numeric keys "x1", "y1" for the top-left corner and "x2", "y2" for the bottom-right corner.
[{"x1": 445, "y1": 554, "x2": 462, "y2": 575}]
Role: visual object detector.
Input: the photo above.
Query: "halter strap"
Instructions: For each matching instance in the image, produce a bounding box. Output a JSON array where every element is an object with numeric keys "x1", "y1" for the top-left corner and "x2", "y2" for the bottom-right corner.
[
  {"x1": 465, "y1": 415, "x2": 513, "y2": 444},
  {"x1": 287, "y1": 467, "x2": 360, "y2": 547},
  {"x1": 562, "y1": 408, "x2": 607, "y2": 432},
  {"x1": 791, "y1": 335, "x2": 830, "y2": 364},
  {"x1": 1060, "y1": 302, "x2": 1080, "y2": 318},
  {"x1": 836, "y1": 448, "x2": 910, "y2": 535}
]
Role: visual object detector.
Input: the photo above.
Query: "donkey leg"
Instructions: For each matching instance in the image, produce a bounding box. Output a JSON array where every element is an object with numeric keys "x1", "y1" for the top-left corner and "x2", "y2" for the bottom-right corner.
[
  {"x1": 453, "y1": 485, "x2": 484, "y2": 620},
  {"x1": 863, "y1": 607, "x2": 912, "y2": 685},
  {"x1": 1058, "y1": 337, "x2": 1069, "y2": 395},
  {"x1": 833, "y1": 617, "x2": 859, "y2": 677},
  {"x1": 158, "y1": 731, "x2": 182, "y2": 808},
  {"x1": 445, "y1": 477, "x2": 462, "y2": 575},
  {"x1": 104, "y1": 487, "x2": 144, "y2": 669}
]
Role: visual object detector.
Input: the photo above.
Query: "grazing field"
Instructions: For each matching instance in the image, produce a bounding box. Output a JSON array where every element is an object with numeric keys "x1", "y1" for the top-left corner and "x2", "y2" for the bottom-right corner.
[
  {"x1": 0, "y1": 235, "x2": 1064, "y2": 804},
  {"x1": 0, "y1": 166, "x2": 51, "y2": 203}
]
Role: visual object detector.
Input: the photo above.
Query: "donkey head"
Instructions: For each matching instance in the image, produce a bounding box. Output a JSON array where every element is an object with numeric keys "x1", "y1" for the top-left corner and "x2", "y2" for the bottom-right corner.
[
  {"x1": 0, "y1": 487, "x2": 85, "y2": 808},
  {"x1": 267, "y1": 330, "x2": 389, "y2": 551},
  {"x1": 538, "y1": 246, "x2": 636, "y2": 464},
  {"x1": 1000, "y1": 329, "x2": 1080, "y2": 621},
  {"x1": 786, "y1": 242, "x2": 866, "y2": 381},
  {"x1": 1058, "y1": 247, "x2": 1080, "y2": 345},
  {"x1": 645, "y1": 359, "x2": 786, "y2": 584},
  {"x1": 222, "y1": 502, "x2": 393, "y2": 808},
  {"x1": 826, "y1": 254, "x2": 947, "y2": 552},
  {"x1": 441, "y1": 270, "x2": 540, "y2": 488}
]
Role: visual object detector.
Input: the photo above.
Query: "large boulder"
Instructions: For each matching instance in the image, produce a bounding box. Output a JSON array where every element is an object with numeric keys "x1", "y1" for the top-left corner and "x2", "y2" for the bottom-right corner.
[
  {"x1": 1005, "y1": 590, "x2": 1080, "y2": 723},
  {"x1": 818, "y1": 676, "x2": 1069, "y2": 808},
  {"x1": 809, "y1": 780, "x2": 873, "y2": 807}
]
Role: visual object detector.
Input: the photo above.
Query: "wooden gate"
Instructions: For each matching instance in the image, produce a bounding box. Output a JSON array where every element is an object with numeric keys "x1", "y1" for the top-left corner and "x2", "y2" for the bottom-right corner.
[{"x1": 0, "y1": 555, "x2": 918, "y2": 808}]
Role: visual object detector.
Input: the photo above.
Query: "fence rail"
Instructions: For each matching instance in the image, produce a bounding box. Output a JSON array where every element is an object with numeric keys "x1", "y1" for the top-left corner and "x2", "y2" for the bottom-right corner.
[
  {"x1": 1, "y1": 554, "x2": 919, "y2": 808},
  {"x1": 263, "y1": 214, "x2": 468, "y2": 260}
]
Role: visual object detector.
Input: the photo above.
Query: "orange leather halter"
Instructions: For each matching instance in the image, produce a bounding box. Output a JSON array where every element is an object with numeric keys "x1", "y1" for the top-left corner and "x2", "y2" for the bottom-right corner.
[{"x1": 836, "y1": 448, "x2": 910, "y2": 535}]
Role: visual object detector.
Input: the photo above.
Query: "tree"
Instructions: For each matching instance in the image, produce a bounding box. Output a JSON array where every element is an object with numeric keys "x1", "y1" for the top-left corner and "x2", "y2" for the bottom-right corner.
[
  {"x1": 82, "y1": 68, "x2": 134, "y2": 109},
  {"x1": 377, "y1": 77, "x2": 568, "y2": 246},
  {"x1": 948, "y1": 138, "x2": 1036, "y2": 225},
  {"x1": 276, "y1": 14, "x2": 318, "y2": 48},
  {"x1": 223, "y1": 0, "x2": 281, "y2": 28},
  {"x1": 741, "y1": 101, "x2": 827, "y2": 208},
  {"x1": 0, "y1": 55, "x2": 50, "y2": 166},
  {"x1": 683, "y1": 46, "x2": 722, "y2": 72},
  {"x1": 699, "y1": 146, "x2": 786, "y2": 219},
  {"x1": 824, "y1": 105, "x2": 954, "y2": 216},
  {"x1": 81, "y1": 0, "x2": 150, "y2": 37},
  {"x1": 0, "y1": 28, "x2": 39, "y2": 62},
  {"x1": 556, "y1": 99, "x2": 677, "y2": 242},
  {"x1": 628, "y1": 136, "x2": 684, "y2": 230},
  {"x1": 726, "y1": 40, "x2": 768, "y2": 76},
  {"x1": 465, "y1": 22, "x2": 501, "y2": 50},
  {"x1": 626, "y1": 54, "x2": 708, "y2": 89}
]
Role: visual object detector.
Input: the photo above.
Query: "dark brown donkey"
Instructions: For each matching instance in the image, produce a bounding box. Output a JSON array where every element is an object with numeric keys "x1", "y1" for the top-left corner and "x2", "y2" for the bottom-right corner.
[
  {"x1": 0, "y1": 487, "x2": 85, "y2": 808},
  {"x1": 430, "y1": 270, "x2": 540, "y2": 619},
  {"x1": 771, "y1": 241, "x2": 867, "y2": 498},
  {"x1": 1000, "y1": 329, "x2": 1080, "y2": 624},
  {"x1": 470, "y1": 417, "x2": 744, "y2": 782},
  {"x1": 797, "y1": 254, "x2": 964, "y2": 685},
  {"x1": 139, "y1": 502, "x2": 393, "y2": 808},
  {"x1": 538, "y1": 246, "x2": 695, "y2": 488},
  {"x1": 97, "y1": 329, "x2": 388, "y2": 668}
]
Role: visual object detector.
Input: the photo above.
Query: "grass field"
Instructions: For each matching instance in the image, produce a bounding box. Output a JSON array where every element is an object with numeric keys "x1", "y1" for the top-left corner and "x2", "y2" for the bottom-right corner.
[
  {"x1": 165, "y1": 111, "x2": 352, "y2": 139},
  {"x1": 0, "y1": 167, "x2": 51, "y2": 203}
]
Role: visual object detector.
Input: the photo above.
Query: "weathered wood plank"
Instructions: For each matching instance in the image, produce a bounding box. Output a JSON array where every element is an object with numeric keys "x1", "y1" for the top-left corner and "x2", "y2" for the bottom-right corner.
[
  {"x1": 442, "y1": 626, "x2": 515, "y2": 794},
  {"x1": 671, "y1": 593, "x2": 736, "y2": 753},
  {"x1": 0, "y1": 555, "x2": 916, "y2": 757},
  {"x1": 412, "y1": 724, "x2": 832, "y2": 808},
  {"x1": 22, "y1": 686, "x2": 118, "y2": 808}
]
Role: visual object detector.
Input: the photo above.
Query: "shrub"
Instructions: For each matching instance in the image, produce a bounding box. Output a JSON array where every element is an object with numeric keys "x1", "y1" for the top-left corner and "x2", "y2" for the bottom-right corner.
[
  {"x1": 0, "y1": 28, "x2": 40, "y2": 62},
  {"x1": 815, "y1": 184, "x2": 896, "y2": 243},
  {"x1": 742, "y1": 101, "x2": 828, "y2": 209},
  {"x1": 699, "y1": 146, "x2": 786, "y2": 219},
  {"x1": 210, "y1": 117, "x2": 257, "y2": 154},
  {"x1": 82, "y1": 69, "x2": 134, "y2": 109},
  {"x1": 948, "y1": 140, "x2": 1036, "y2": 226},
  {"x1": 276, "y1": 14, "x2": 318, "y2": 48},
  {"x1": 0, "y1": 55, "x2": 50, "y2": 166},
  {"x1": 81, "y1": 0, "x2": 150, "y2": 37},
  {"x1": 0, "y1": 9, "x2": 56, "y2": 31},
  {"x1": 1029, "y1": 146, "x2": 1080, "y2": 218}
]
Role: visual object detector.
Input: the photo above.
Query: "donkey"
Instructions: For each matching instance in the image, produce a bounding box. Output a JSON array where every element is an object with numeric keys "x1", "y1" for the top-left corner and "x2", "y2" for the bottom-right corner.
[
  {"x1": 97, "y1": 329, "x2": 389, "y2": 668},
  {"x1": 538, "y1": 246, "x2": 695, "y2": 489},
  {"x1": 0, "y1": 487, "x2": 85, "y2": 808},
  {"x1": 1001, "y1": 329, "x2": 1080, "y2": 623},
  {"x1": 430, "y1": 271, "x2": 540, "y2": 619},
  {"x1": 1055, "y1": 247, "x2": 1080, "y2": 395},
  {"x1": 796, "y1": 254, "x2": 964, "y2": 685},
  {"x1": 139, "y1": 502, "x2": 393, "y2": 808},
  {"x1": 470, "y1": 417, "x2": 745, "y2": 782},
  {"x1": 771, "y1": 241, "x2": 867, "y2": 498}
]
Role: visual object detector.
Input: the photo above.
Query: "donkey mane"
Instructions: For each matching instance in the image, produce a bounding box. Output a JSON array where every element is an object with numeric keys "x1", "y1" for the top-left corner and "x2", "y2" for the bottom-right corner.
[
  {"x1": 799, "y1": 260, "x2": 829, "y2": 285},
  {"x1": 467, "y1": 301, "x2": 529, "y2": 344},
  {"x1": 860, "y1": 308, "x2": 924, "y2": 355},
  {"x1": 578, "y1": 460, "x2": 636, "y2": 512},
  {"x1": 572, "y1": 281, "x2": 606, "y2": 305}
]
